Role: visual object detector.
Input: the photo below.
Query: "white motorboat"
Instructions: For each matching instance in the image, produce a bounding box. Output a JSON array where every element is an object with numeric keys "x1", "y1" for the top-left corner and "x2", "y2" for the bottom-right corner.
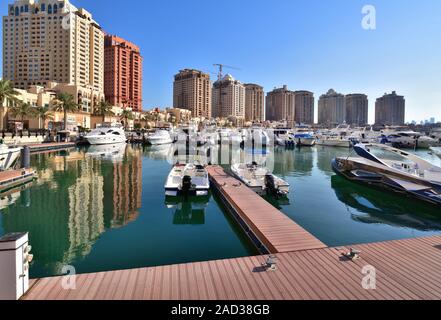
[
  {"x1": 164, "y1": 164, "x2": 210, "y2": 197},
  {"x1": 430, "y1": 147, "x2": 441, "y2": 158},
  {"x1": 231, "y1": 163, "x2": 290, "y2": 196},
  {"x1": 146, "y1": 129, "x2": 173, "y2": 145},
  {"x1": 333, "y1": 143, "x2": 441, "y2": 206},
  {"x1": 0, "y1": 143, "x2": 22, "y2": 171},
  {"x1": 85, "y1": 123, "x2": 126, "y2": 145},
  {"x1": 316, "y1": 135, "x2": 352, "y2": 148},
  {"x1": 293, "y1": 133, "x2": 316, "y2": 146},
  {"x1": 417, "y1": 136, "x2": 440, "y2": 149}
]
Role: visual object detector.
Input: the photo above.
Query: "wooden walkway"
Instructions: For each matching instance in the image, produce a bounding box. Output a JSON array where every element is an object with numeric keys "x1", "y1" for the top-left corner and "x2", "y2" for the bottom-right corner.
[
  {"x1": 0, "y1": 169, "x2": 36, "y2": 192},
  {"x1": 28, "y1": 142, "x2": 76, "y2": 154},
  {"x1": 22, "y1": 236, "x2": 441, "y2": 300},
  {"x1": 207, "y1": 166, "x2": 326, "y2": 253}
]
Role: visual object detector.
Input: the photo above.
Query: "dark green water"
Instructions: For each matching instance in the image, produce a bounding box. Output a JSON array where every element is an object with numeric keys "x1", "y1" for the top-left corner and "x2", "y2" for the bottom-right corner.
[{"x1": 0, "y1": 144, "x2": 440, "y2": 278}]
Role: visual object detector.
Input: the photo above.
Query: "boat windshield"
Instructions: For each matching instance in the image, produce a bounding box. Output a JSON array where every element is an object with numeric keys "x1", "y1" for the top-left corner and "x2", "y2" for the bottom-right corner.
[{"x1": 366, "y1": 147, "x2": 414, "y2": 165}]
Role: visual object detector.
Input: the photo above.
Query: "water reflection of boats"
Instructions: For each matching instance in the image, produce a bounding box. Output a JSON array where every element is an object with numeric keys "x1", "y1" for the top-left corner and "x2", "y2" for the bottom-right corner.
[
  {"x1": 86, "y1": 143, "x2": 127, "y2": 162},
  {"x1": 0, "y1": 182, "x2": 33, "y2": 211},
  {"x1": 165, "y1": 196, "x2": 209, "y2": 225},
  {"x1": 143, "y1": 144, "x2": 172, "y2": 161},
  {"x1": 331, "y1": 175, "x2": 441, "y2": 231}
]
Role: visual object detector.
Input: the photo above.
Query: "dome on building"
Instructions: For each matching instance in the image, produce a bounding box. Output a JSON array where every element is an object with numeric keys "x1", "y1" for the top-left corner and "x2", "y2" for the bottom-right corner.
[{"x1": 222, "y1": 74, "x2": 235, "y2": 82}]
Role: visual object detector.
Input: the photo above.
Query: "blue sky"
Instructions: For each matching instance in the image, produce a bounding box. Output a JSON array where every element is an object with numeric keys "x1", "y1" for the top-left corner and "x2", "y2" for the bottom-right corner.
[{"x1": 2, "y1": 0, "x2": 440, "y2": 123}]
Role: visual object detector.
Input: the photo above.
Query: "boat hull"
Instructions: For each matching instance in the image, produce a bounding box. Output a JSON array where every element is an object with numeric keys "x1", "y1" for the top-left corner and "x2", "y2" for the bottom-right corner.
[
  {"x1": 317, "y1": 139, "x2": 352, "y2": 148},
  {"x1": 85, "y1": 135, "x2": 127, "y2": 145},
  {"x1": 0, "y1": 147, "x2": 22, "y2": 171}
]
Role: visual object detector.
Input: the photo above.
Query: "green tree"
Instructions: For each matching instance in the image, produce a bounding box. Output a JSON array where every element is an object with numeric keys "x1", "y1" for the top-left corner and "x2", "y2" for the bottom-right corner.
[
  {"x1": 94, "y1": 101, "x2": 114, "y2": 122},
  {"x1": 9, "y1": 101, "x2": 34, "y2": 125},
  {"x1": 120, "y1": 109, "x2": 134, "y2": 130},
  {"x1": 51, "y1": 93, "x2": 79, "y2": 131},
  {"x1": 0, "y1": 80, "x2": 20, "y2": 129},
  {"x1": 34, "y1": 105, "x2": 54, "y2": 129}
]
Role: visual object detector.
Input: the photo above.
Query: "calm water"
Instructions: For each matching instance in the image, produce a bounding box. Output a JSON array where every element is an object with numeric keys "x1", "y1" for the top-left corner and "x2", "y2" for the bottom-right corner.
[{"x1": 0, "y1": 144, "x2": 440, "y2": 278}]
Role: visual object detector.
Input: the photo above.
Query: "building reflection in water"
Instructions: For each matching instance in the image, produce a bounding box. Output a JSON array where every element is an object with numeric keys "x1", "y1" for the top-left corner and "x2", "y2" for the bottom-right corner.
[
  {"x1": 165, "y1": 196, "x2": 209, "y2": 225},
  {"x1": 331, "y1": 175, "x2": 441, "y2": 231},
  {"x1": 1, "y1": 145, "x2": 143, "y2": 276}
]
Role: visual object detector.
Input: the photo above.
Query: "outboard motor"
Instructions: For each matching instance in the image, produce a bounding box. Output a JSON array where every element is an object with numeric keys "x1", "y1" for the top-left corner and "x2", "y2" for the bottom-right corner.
[
  {"x1": 181, "y1": 175, "x2": 193, "y2": 194},
  {"x1": 265, "y1": 174, "x2": 278, "y2": 196}
]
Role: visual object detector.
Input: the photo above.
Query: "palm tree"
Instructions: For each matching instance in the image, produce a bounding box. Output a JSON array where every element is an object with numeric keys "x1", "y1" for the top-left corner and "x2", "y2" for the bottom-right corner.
[
  {"x1": 0, "y1": 79, "x2": 20, "y2": 130},
  {"x1": 9, "y1": 101, "x2": 34, "y2": 125},
  {"x1": 34, "y1": 105, "x2": 54, "y2": 130},
  {"x1": 120, "y1": 109, "x2": 134, "y2": 130},
  {"x1": 94, "y1": 101, "x2": 114, "y2": 122},
  {"x1": 51, "y1": 92, "x2": 79, "y2": 131}
]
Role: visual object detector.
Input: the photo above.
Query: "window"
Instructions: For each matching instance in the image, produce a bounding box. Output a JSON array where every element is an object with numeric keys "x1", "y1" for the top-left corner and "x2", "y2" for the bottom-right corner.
[
  {"x1": 25, "y1": 5, "x2": 29, "y2": 12},
  {"x1": 15, "y1": 7, "x2": 19, "y2": 16},
  {"x1": 48, "y1": 5, "x2": 52, "y2": 14},
  {"x1": 53, "y1": 4, "x2": 58, "y2": 13},
  {"x1": 41, "y1": 4, "x2": 46, "y2": 11}
]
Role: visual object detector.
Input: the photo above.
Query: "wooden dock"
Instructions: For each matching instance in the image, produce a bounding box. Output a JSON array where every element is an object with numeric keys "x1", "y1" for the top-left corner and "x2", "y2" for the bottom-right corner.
[
  {"x1": 207, "y1": 165, "x2": 326, "y2": 253},
  {"x1": 22, "y1": 235, "x2": 441, "y2": 300},
  {"x1": 28, "y1": 142, "x2": 76, "y2": 154},
  {"x1": 0, "y1": 169, "x2": 36, "y2": 193}
]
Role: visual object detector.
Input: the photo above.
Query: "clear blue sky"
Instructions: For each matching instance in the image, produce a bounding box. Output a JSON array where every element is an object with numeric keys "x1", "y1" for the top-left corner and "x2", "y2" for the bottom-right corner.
[{"x1": 2, "y1": 0, "x2": 440, "y2": 123}]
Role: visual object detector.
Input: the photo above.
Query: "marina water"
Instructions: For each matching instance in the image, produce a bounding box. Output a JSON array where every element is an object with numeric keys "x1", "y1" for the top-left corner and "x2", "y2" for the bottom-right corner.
[{"x1": 0, "y1": 144, "x2": 440, "y2": 278}]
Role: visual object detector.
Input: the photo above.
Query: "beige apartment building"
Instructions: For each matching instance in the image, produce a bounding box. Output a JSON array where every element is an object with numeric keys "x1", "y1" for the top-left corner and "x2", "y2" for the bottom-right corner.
[
  {"x1": 345, "y1": 94, "x2": 369, "y2": 126},
  {"x1": 318, "y1": 89, "x2": 346, "y2": 125},
  {"x1": 294, "y1": 90, "x2": 314, "y2": 125},
  {"x1": 173, "y1": 69, "x2": 212, "y2": 119},
  {"x1": 375, "y1": 91, "x2": 405, "y2": 126},
  {"x1": 3, "y1": 0, "x2": 105, "y2": 109},
  {"x1": 212, "y1": 74, "x2": 245, "y2": 119},
  {"x1": 244, "y1": 84, "x2": 264, "y2": 122},
  {"x1": 265, "y1": 85, "x2": 295, "y2": 126}
]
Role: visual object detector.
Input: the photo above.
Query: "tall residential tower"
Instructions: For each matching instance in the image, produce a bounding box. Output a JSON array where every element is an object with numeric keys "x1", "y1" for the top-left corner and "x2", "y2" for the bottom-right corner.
[
  {"x1": 318, "y1": 89, "x2": 346, "y2": 125},
  {"x1": 3, "y1": 0, "x2": 104, "y2": 95},
  {"x1": 345, "y1": 94, "x2": 368, "y2": 126},
  {"x1": 104, "y1": 35, "x2": 143, "y2": 112},
  {"x1": 375, "y1": 91, "x2": 405, "y2": 125},
  {"x1": 173, "y1": 69, "x2": 212, "y2": 118},
  {"x1": 244, "y1": 84, "x2": 264, "y2": 122},
  {"x1": 212, "y1": 74, "x2": 245, "y2": 119},
  {"x1": 265, "y1": 85, "x2": 295, "y2": 126}
]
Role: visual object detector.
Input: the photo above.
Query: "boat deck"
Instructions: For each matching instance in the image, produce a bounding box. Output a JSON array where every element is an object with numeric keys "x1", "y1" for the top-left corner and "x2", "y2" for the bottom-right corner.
[
  {"x1": 22, "y1": 236, "x2": 441, "y2": 300},
  {"x1": 207, "y1": 165, "x2": 326, "y2": 253}
]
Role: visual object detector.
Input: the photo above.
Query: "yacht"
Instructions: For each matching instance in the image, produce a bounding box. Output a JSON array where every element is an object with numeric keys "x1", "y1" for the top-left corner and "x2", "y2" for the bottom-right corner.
[
  {"x1": 293, "y1": 133, "x2": 316, "y2": 146},
  {"x1": 164, "y1": 164, "x2": 210, "y2": 197},
  {"x1": 430, "y1": 147, "x2": 441, "y2": 158},
  {"x1": 85, "y1": 123, "x2": 126, "y2": 145},
  {"x1": 316, "y1": 134, "x2": 352, "y2": 148},
  {"x1": 332, "y1": 143, "x2": 441, "y2": 206},
  {"x1": 146, "y1": 129, "x2": 173, "y2": 145},
  {"x1": 231, "y1": 163, "x2": 290, "y2": 196},
  {"x1": 0, "y1": 143, "x2": 22, "y2": 171},
  {"x1": 272, "y1": 129, "x2": 295, "y2": 147}
]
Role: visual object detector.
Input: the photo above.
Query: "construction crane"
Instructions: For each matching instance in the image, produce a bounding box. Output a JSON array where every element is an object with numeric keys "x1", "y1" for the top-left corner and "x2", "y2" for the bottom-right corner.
[{"x1": 213, "y1": 64, "x2": 241, "y2": 81}]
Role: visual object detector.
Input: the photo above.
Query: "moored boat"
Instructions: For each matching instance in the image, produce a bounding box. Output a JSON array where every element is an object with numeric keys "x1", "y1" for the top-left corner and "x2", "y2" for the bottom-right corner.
[
  {"x1": 146, "y1": 129, "x2": 173, "y2": 145},
  {"x1": 0, "y1": 143, "x2": 22, "y2": 171},
  {"x1": 332, "y1": 143, "x2": 441, "y2": 206},
  {"x1": 231, "y1": 163, "x2": 290, "y2": 196},
  {"x1": 85, "y1": 123, "x2": 126, "y2": 145},
  {"x1": 164, "y1": 164, "x2": 210, "y2": 197}
]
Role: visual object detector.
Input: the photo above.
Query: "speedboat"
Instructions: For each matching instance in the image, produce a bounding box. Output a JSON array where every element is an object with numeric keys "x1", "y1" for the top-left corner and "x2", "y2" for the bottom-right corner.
[
  {"x1": 332, "y1": 143, "x2": 441, "y2": 206},
  {"x1": 293, "y1": 133, "x2": 316, "y2": 146},
  {"x1": 430, "y1": 147, "x2": 441, "y2": 158},
  {"x1": 0, "y1": 143, "x2": 22, "y2": 171},
  {"x1": 146, "y1": 129, "x2": 173, "y2": 145},
  {"x1": 231, "y1": 163, "x2": 290, "y2": 196},
  {"x1": 164, "y1": 164, "x2": 210, "y2": 197},
  {"x1": 85, "y1": 123, "x2": 126, "y2": 145}
]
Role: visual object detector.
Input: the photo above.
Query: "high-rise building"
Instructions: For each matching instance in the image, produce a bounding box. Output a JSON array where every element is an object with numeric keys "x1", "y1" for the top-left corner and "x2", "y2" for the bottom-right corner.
[
  {"x1": 104, "y1": 35, "x2": 143, "y2": 112},
  {"x1": 173, "y1": 69, "x2": 212, "y2": 119},
  {"x1": 345, "y1": 94, "x2": 368, "y2": 126},
  {"x1": 375, "y1": 91, "x2": 405, "y2": 125},
  {"x1": 318, "y1": 89, "x2": 346, "y2": 125},
  {"x1": 212, "y1": 74, "x2": 245, "y2": 119},
  {"x1": 265, "y1": 85, "x2": 295, "y2": 125},
  {"x1": 3, "y1": 0, "x2": 105, "y2": 103},
  {"x1": 294, "y1": 91, "x2": 314, "y2": 125},
  {"x1": 244, "y1": 83, "x2": 264, "y2": 122}
]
